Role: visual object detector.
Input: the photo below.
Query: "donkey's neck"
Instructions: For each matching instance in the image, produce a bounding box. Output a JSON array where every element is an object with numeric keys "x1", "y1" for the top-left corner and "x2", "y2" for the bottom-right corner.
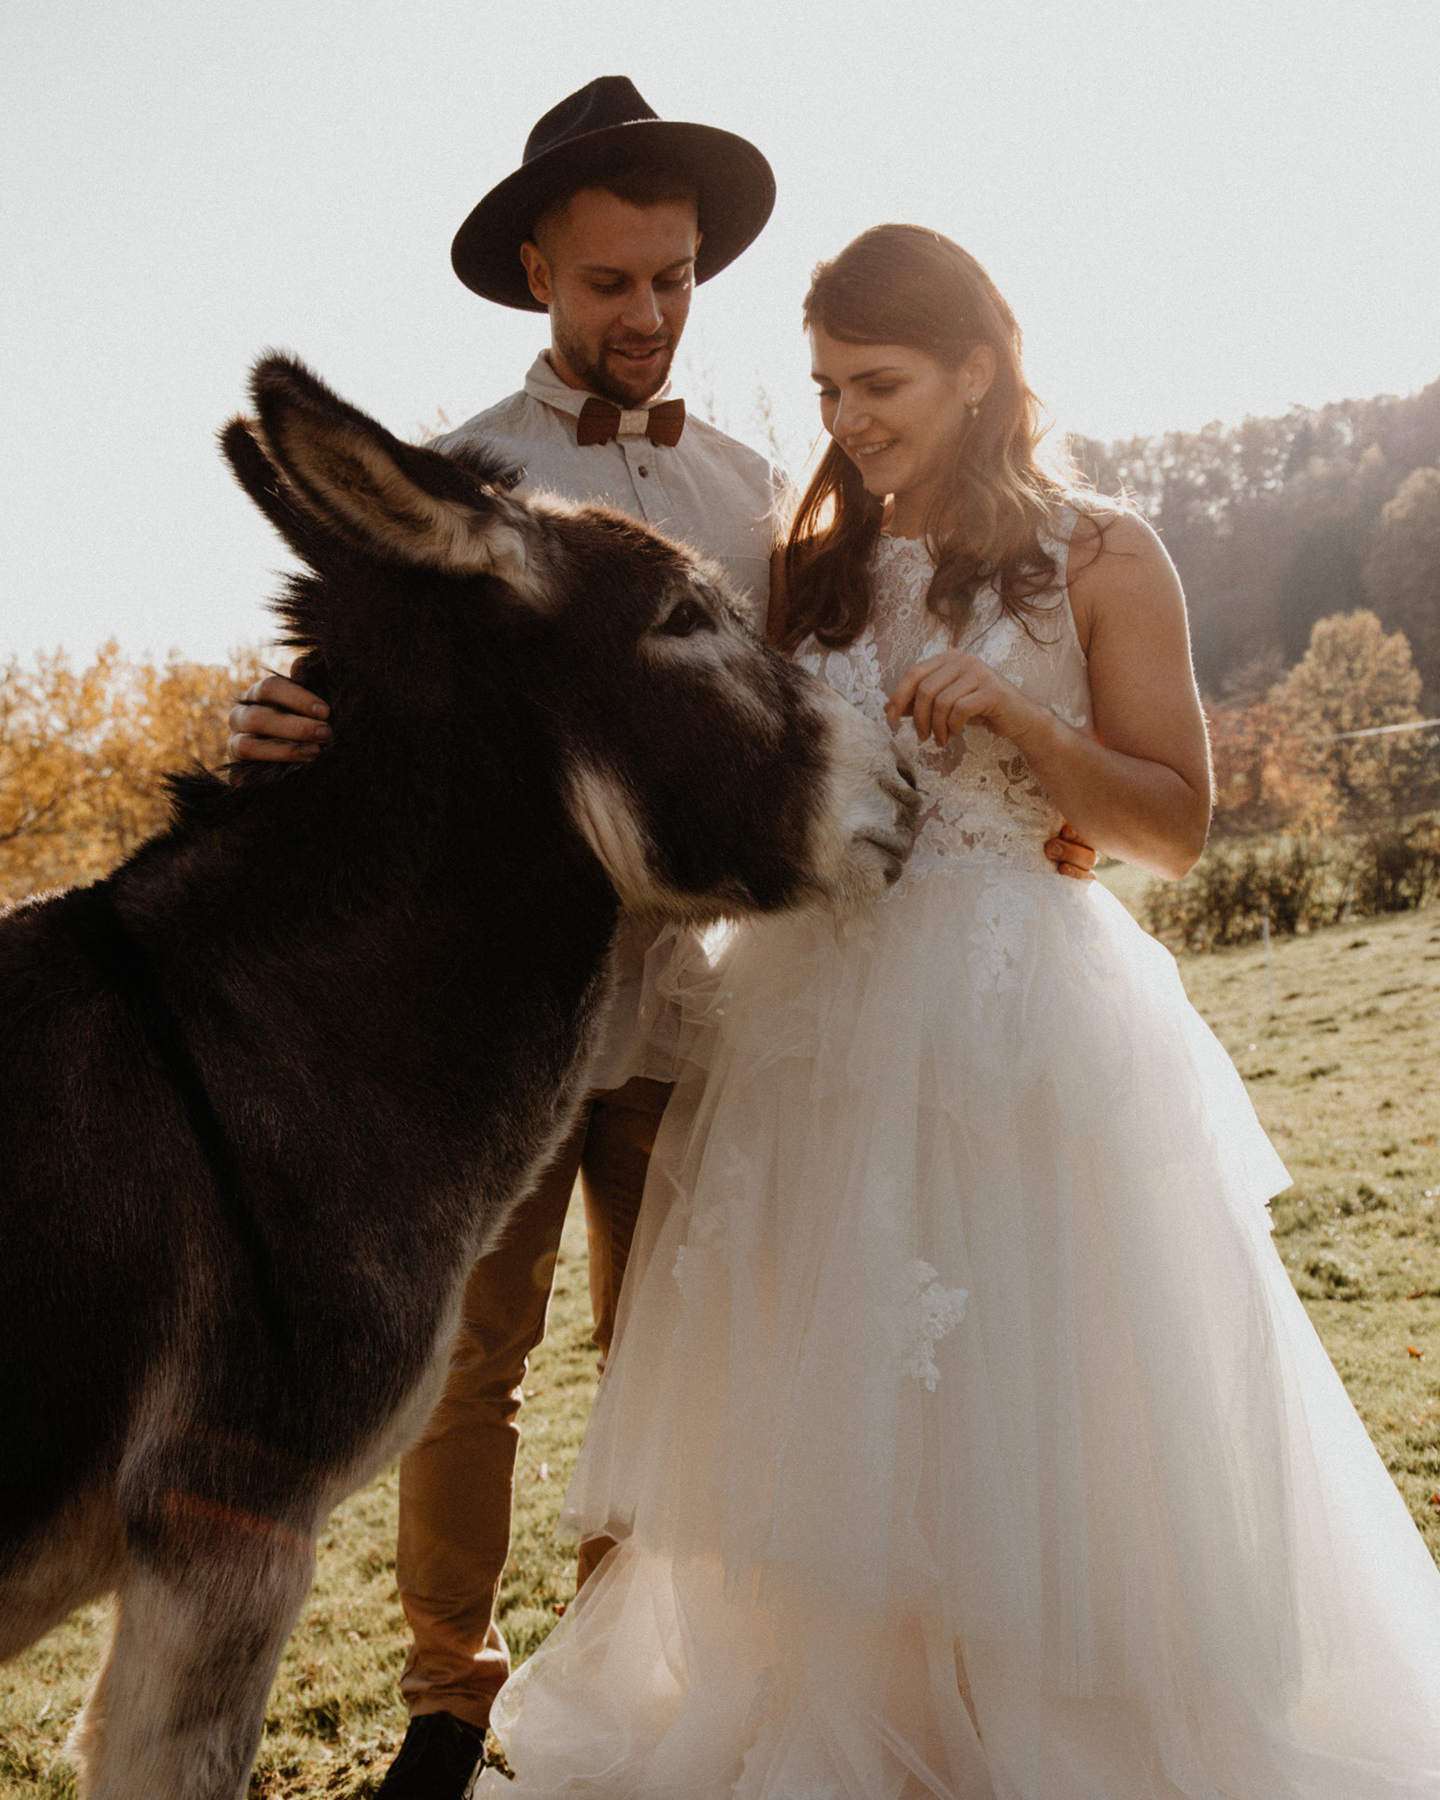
[
  {"x1": 67, "y1": 744, "x2": 623, "y2": 1462},
  {"x1": 109, "y1": 737, "x2": 623, "y2": 1231}
]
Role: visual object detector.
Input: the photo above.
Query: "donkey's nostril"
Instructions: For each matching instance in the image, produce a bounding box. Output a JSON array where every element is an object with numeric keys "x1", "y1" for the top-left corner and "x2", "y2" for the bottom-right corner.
[{"x1": 885, "y1": 761, "x2": 921, "y2": 813}]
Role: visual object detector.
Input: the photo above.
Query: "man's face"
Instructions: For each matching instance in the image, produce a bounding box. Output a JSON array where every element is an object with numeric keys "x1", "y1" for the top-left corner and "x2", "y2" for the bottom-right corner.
[{"x1": 521, "y1": 188, "x2": 700, "y2": 407}]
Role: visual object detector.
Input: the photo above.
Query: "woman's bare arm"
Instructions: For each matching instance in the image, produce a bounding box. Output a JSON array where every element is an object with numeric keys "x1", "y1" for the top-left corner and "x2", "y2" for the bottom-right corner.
[{"x1": 887, "y1": 512, "x2": 1210, "y2": 880}]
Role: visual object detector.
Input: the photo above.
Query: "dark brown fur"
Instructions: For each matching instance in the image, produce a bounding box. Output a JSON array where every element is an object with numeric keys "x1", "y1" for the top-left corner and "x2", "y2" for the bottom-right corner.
[{"x1": 0, "y1": 357, "x2": 915, "y2": 1798}]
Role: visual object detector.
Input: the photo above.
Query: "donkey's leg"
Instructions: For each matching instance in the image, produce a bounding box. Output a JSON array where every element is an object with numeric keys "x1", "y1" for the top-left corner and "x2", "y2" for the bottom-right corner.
[
  {"x1": 0, "y1": 1486, "x2": 125, "y2": 1661},
  {"x1": 69, "y1": 1516, "x2": 316, "y2": 1800}
]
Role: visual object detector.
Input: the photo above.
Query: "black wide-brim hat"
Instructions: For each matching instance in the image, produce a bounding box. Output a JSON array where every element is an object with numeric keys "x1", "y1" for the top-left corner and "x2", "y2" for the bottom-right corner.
[{"x1": 452, "y1": 76, "x2": 776, "y2": 312}]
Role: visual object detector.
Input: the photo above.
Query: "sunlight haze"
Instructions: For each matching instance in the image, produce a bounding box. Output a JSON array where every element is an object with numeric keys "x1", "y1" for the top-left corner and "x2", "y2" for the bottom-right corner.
[{"x1": 3, "y1": 0, "x2": 1438, "y2": 662}]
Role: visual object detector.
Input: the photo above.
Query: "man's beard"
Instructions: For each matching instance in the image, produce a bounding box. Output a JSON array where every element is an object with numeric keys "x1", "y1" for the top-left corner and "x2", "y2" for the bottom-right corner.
[{"x1": 554, "y1": 319, "x2": 676, "y2": 407}]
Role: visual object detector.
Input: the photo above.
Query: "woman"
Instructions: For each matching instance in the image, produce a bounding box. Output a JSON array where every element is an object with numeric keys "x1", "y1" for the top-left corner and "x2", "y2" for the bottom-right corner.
[{"x1": 477, "y1": 227, "x2": 1440, "y2": 1798}]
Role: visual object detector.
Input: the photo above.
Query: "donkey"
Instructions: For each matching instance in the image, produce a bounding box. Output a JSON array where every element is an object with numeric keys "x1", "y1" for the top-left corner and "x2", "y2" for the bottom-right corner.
[{"x1": 0, "y1": 356, "x2": 916, "y2": 1799}]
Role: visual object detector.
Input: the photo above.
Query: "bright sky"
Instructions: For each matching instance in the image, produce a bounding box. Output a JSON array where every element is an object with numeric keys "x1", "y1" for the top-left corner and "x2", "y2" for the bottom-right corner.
[{"x1": 4, "y1": 0, "x2": 1439, "y2": 664}]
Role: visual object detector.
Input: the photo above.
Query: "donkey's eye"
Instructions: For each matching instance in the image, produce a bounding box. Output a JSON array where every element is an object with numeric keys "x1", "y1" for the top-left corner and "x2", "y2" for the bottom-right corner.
[{"x1": 658, "y1": 599, "x2": 714, "y2": 638}]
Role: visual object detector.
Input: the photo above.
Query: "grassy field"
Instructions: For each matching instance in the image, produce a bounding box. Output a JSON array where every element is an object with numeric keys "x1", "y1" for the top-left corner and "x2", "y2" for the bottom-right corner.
[
  {"x1": 3, "y1": 897, "x2": 1438, "y2": 1796},
  {"x1": 1162, "y1": 896, "x2": 1440, "y2": 1558}
]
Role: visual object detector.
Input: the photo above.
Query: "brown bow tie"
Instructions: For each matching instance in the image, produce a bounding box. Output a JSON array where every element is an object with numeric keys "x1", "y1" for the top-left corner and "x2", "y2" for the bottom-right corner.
[{"x1": 575, "y1": 396, "x2": 685, "y2": 448}]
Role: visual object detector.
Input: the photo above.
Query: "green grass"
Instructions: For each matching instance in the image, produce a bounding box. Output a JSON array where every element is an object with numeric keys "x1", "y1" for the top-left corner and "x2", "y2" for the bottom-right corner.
[
  {"x1": 1169, "y1": 899, "x2": 1440, "y2": 1559},
  {"x1": 4, "y1": 899, "x2": 1438, "y2": 1795}
]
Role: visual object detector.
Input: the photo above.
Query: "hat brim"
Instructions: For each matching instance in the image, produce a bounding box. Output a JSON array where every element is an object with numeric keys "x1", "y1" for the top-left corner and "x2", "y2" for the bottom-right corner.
[{"x1": 451, "y1": 119, "x2": 776, "y2": 311}]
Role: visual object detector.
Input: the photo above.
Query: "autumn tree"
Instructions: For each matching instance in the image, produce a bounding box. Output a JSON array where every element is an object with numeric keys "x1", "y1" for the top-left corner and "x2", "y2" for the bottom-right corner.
[
  {"x1": 0, "y1": 643, "x2": 267, "y2": 903},
  {"x1": 1363, "y1": 464, "x2": 1440, "y2": 698},
  {"x1": 1275, "y1": 611, "x2": 1429, "y2": 820},
  {"x1": 1205, "y1": 696, "x2": 1330, "y2": 837}
]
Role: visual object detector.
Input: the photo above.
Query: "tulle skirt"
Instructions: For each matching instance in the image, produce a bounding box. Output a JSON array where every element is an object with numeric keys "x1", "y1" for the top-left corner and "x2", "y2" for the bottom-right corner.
[{"x1": 477, "y1": 862, "x2": 1440, "y2": 1798}]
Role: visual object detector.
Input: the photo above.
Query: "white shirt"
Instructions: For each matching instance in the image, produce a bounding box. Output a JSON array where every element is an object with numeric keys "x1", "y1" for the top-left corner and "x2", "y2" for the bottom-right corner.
[
  {"x1": 433, "y1": 353, "x2": 790, "y2": 622},
  {"x1": 433, "y1": 353, "x2": 793, "y2": 1088}
]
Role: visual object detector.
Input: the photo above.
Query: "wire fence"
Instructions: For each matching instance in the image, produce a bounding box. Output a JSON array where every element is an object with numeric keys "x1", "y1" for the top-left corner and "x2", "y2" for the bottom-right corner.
[{"x1": 1310, "y1": 717, "x2": 1440, "y2": 742}]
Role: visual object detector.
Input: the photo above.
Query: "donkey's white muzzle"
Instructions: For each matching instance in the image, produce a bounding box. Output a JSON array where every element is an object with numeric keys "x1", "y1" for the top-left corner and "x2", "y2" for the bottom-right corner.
[{"x1": 807, "y1": 686, "x2": 920, "y2": 910}]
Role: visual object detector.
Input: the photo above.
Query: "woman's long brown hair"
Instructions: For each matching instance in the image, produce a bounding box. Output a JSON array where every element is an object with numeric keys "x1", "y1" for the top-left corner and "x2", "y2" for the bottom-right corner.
[{"x1": 776, "y1": 224, "x2": 1082, "y2": 654}]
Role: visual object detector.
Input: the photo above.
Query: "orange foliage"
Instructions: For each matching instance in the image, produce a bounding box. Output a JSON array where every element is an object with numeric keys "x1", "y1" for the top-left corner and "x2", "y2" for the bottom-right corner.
[
  {"x1": 1276, "y1": 611, "x2": 1428, "y2": 820},
  {"x1": 0, "y1": 642, "x2": 268, "y2": 903},
  {"x1": 1205, "y1": 696, "x2": 1335, "y2": 836},
  {"x1": 1206, "y1": 612, "x2": 1434, "y2": 839}
]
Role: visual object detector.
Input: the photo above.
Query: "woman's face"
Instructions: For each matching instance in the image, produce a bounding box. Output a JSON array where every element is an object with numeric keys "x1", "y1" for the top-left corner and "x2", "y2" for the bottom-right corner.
[{"x1": 810, "y1": 329, "x2": 994, "y2": 533}]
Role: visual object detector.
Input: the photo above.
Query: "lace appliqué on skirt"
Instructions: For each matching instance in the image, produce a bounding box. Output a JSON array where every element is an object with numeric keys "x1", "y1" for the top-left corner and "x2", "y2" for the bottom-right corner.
[{"x1": 902, "y1": 1260, "x2": 968, "y2": 1391}]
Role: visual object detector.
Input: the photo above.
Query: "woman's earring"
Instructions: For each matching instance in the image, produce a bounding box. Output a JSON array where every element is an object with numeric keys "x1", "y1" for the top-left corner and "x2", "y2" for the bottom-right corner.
[{"x1": 966, "y1": 395, "x2": 980, "y2": 418}]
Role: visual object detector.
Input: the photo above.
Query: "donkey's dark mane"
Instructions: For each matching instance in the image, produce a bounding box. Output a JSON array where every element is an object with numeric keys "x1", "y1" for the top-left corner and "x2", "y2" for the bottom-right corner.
[{"x1": 442, "y1": 437, "x2": 525, "y2": 489}]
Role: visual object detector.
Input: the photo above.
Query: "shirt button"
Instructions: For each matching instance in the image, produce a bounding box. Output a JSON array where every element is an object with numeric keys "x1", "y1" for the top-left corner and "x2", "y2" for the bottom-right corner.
[{"x1": 637, "y1": 464, "x2": 649, "y2": 478}]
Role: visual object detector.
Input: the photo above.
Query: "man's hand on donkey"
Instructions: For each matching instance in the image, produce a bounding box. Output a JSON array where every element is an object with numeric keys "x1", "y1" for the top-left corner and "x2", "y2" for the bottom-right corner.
[{"x1": 227, "y1": 672, "x2": 332, "y2": 768}]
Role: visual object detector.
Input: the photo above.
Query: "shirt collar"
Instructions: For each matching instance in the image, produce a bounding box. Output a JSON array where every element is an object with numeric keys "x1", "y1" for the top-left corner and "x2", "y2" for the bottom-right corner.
[{"x1": 522, "y1": 350, "x2": 674, "y2": 421}]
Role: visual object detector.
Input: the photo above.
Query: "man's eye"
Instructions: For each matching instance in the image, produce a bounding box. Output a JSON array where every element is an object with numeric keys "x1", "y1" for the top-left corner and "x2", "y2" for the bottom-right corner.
[{"x1": 659, "y1": 599, "x2": 713, "y2": 638}]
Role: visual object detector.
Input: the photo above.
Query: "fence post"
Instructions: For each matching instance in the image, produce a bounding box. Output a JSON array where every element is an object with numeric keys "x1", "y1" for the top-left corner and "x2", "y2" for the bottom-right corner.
[{"x1": 1262, "y1": 897, "x2": 1274, "y2": 1016}]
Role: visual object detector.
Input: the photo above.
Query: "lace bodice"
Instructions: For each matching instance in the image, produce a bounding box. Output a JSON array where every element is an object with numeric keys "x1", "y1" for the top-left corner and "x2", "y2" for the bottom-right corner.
[{"x1": 796, "y1": 508, "x2": 1092, "y2": 875}]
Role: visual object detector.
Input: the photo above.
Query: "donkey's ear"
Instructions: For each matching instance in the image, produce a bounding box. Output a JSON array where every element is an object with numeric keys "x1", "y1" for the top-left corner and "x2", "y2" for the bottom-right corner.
[
  {"x1": 247, "y1": 355, "x2": 533, "y2": 592},
  {"x1": 221, "y1": 416, "x2": 341, "y2": 569}
]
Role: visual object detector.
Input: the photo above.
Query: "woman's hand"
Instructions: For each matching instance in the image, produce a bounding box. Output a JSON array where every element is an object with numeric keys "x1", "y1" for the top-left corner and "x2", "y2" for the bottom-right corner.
[
  {"x1": 885, "y1": 655, "x2": 1098, "y2": 881},
  {"x1": 887, "y1": 511, "x2": 1209, "y2": 881},
  {"x1": 226, "y1": 674, "x2": 332, "y2": 766},
  {"x1": 885, "y1": 650, "x2": 1046, "y2": 751}
]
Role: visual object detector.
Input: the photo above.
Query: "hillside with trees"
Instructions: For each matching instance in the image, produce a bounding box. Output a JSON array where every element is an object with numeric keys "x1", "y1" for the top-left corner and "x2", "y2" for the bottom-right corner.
[{"x1": 1072, "y1": 378, "x2": 1440, "y2": 702}]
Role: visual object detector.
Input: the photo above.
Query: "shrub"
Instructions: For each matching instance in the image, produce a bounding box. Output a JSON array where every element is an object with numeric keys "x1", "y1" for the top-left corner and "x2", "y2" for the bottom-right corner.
[
  {"x1": 1142, "y1": 814, "x2": 1440, "y2": 951},
  {"x1": 1143, "y1": 836, "x2": 1332, "y2": 951},
  {"x1": 1344, "y1": 816, "x2": 1440, "y2": 916}
]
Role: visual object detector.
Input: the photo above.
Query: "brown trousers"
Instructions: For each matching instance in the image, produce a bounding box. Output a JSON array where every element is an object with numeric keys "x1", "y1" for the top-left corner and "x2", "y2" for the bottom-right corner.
[{"x1": 395, "y1": 1076, "x2": 672, "y2": 1729}]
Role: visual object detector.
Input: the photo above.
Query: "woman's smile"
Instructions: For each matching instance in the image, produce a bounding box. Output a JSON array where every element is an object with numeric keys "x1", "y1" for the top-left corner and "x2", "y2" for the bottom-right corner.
[{"x1": 810, "y1": 327, "x2": 981, "y2": 536}]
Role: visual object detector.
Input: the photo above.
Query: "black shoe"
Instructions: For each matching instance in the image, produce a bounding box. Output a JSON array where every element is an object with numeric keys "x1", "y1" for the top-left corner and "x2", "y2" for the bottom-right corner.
[{"x1": 375, "y1": 1711, "x2": 486, "y2": 1798}]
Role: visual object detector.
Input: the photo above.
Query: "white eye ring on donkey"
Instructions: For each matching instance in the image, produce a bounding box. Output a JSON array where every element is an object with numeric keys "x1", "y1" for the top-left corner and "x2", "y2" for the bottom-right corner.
[{"x1": 0, "y1": 355, "x2": 918, "y2": 1800}]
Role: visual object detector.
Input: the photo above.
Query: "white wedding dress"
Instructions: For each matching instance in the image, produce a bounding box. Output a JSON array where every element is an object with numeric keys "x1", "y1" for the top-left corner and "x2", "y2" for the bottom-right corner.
[{"x1": 476, "y1": 515, "x2": 1440, "y2": 1798}]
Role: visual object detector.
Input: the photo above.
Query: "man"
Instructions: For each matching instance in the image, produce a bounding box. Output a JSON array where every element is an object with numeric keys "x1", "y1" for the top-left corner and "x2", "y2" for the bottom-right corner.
[{"x1": 228, "y1": 76, "x2": 785, "y2": 1800}]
